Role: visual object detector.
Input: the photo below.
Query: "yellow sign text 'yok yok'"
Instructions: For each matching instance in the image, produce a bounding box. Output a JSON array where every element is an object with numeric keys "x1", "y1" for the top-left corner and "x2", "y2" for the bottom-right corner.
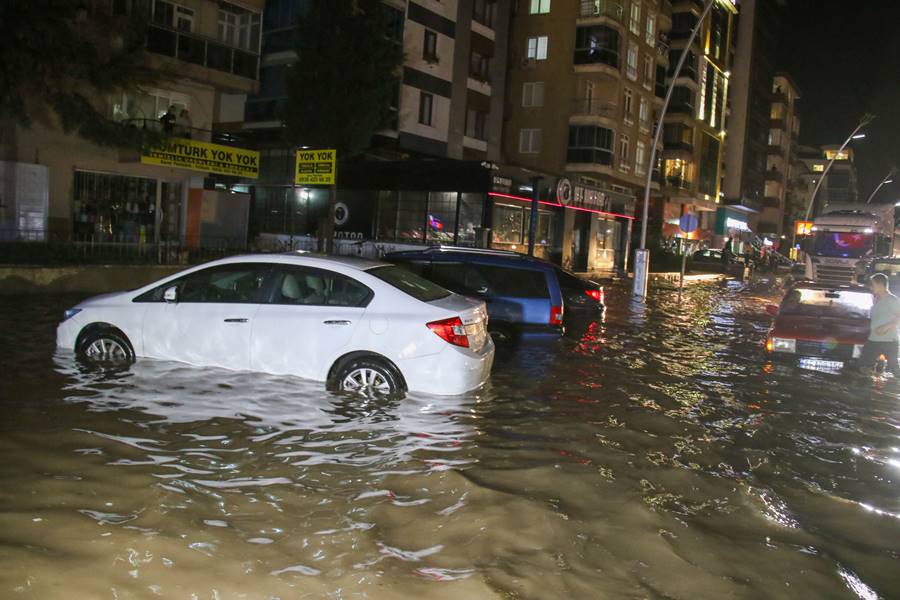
[{"x1": 142, "y1": 137, "x2": 260, "y2": 179}]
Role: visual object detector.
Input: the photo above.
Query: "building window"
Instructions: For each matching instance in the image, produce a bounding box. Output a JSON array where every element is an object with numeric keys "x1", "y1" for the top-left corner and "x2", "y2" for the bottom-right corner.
[
  {"x1": 217, "y1": 4, "x2": 261, "y2": 50},
  {"x1": 418, "y1": 92, "x2": 434, "y2": 126},
  {"x1": 423, "y1": 30, "x2": 438, "y2": 62},
  {"x1": 635, "y1": 140, "x2": 647, "y2": 175},
  {"x1": 645, "y1": 13, "x2": 656, "y2": 46},
  {"x1": 643, "y1": 56, "x2": 653, "y2": 89},
  {"x1": 639, "y1": 96, "x2": 649, "y2": 131},
  {"x1": 619, "y1": 134, "x2": 630, "y2": 171},
  {"x1": 470, "y1": 50, "x2": 491, "y2": 81},
  {"x1": 626, "y1": 43, "x2": 639, "y2": 80},
  {"x1": 527, "y1": 36, "x2": 549, "y2": 60},
  {"x1": 473, "y1": 0, "x2": 496, "y2": 28},
  {"x1": 466, "y1": 108, "x2": 488, "y2": 140},
  {"x1": 426, "y1": 192, "x2": 458, "y2": 244},
  {"x1": 623, "y1": 88, "x2": 634, "y2": 123},
  {"x1": 152, "y1": 0, "x2": 194, "y2": 31},
  {"x1": 493, "y1": 204, "x2": 525, "y2": 245},
  {"x1": 519, "y1": 128, "x2": 542, "y2": 153},
  {"x1": 522, "y1": 82, "x2": 545, "y2": 107},
  {"x1": 530, "y1": 0, "x2": 551, "y2": 15},
  {"x1": 567, "y1": 125, "x2": 614, "y2": 165},
  {"x1": 111, "y1": 88, "x2": 191, "y2": 123},
  {"x1": 629, "y1": 2, "x2": 641, "y2": 35},
  {"x1": 574, "y1": 25, "x2": 620, "y2": 68}
]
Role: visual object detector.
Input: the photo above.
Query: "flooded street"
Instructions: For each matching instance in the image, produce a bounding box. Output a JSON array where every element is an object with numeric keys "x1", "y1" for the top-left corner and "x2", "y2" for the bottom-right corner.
[{"x1": 1, "y1": 282, "x2": 898, "y2": 599}]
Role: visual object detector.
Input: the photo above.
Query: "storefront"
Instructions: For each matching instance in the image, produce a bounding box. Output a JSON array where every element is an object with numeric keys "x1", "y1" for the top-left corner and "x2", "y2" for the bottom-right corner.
[{"x1": 715, "y1": 207, "x2": 753, "y2": 253}]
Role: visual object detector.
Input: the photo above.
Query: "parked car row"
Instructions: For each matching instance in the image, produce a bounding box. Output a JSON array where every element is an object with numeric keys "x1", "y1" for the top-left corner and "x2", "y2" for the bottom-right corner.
[{"x1": 57, "y1": 248, "x2": 605, "y2": 397}]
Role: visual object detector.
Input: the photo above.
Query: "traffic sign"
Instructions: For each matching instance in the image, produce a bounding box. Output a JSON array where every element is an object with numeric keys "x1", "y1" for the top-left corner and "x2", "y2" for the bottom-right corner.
[
  {"x1": 295, "y1": 149, "x2": 336, "y2": 185},
  {"x1": 679, "y1": 212, "x2": 699, "y2": 233}
]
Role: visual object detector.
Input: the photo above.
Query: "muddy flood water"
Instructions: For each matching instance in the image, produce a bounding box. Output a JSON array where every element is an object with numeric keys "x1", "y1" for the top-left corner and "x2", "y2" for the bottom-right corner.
[{"x1": 0, "y1": 281, "x2": 898, "y2": 599}]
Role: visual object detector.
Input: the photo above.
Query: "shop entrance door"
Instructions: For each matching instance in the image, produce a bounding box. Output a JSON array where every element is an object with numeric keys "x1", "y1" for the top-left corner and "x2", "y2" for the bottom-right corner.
[{"x1": 571, "y1": 211, "x2": 591, "y2": 272}]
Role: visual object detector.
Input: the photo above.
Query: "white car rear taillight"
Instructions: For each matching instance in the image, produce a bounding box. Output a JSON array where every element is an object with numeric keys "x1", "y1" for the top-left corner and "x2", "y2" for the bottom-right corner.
[{"x1": 427, "y1": 317, "x2": 470, "y2": 348}]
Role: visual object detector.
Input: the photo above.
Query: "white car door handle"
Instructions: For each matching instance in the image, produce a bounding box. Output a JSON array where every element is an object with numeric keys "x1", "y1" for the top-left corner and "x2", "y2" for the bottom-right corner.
[
  {"x1": 224, "y1": 318, "x2": 248, "y2": 323},
  {"x1": 323, "y1": 320, "x2": 351, "y2": 325}
]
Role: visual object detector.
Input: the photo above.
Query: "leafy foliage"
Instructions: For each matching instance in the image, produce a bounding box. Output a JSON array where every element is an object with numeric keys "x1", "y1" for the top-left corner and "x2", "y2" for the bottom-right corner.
[
  {"x1": 283, "y1": 0, "x2": 404, "y2": 157},
  {"x1": 0, "y1": 0, "x2": 163, "y2": 149}
]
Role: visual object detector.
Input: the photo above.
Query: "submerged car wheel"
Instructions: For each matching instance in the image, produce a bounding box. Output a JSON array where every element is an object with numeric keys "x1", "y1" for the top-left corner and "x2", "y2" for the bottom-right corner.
[
  {"x1": 333, "y1": 357, "x2": 404, "y2": 396},
  {"x1": 78, "y1": 329, "x2": 135, "y2": 364}
]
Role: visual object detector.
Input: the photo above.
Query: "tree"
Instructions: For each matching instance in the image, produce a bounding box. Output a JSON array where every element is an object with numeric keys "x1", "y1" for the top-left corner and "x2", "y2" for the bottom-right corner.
[
  {"x1": 0, "y1": 0, "x2": 162, "y2": 150},
  {"x1": 283, "y1": 0, "x2": 404, "y2": 251}
]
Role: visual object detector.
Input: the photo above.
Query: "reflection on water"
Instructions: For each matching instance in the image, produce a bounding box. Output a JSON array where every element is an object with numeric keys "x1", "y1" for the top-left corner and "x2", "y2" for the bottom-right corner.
[{"x1": 1, "y1": 284, "x2": 899, "y2": 599}]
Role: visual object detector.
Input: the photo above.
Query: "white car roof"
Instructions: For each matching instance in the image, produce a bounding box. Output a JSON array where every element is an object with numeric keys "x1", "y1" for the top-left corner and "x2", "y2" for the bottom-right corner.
[{"x1": 201, "y1": 253, "x2": 388, "y2": 271}]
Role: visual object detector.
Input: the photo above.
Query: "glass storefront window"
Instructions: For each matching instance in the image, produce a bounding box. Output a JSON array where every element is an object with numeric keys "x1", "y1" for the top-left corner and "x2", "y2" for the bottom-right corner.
[
  {"x1": 376, "y1": 190, "x2": 399, "y2": 241},
  {"x1": 458, "y1": 193, "x2": 484, "y2": 246},
  {"x1": 396, "y1": 191, "x2": 426, "y2": 242},
  {"x1": 426, "y1": 192, "x2": 457, "y2": 244},
  {"x1": 492, "y1": 204, "x2": 525, "y2": 246},
  {"x1": 72, "y1": 171, "x2": 163, "y2": 242}
]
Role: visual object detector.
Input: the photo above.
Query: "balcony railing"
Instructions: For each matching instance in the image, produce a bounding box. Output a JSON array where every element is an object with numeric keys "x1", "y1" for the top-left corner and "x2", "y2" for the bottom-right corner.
[
  {"x1": 663, "y1": 140, "x2": 693, "y2": 153},
  {"x1": 574, "y1": 47, "x2": 620, "y2": 69},
  {"x1": 666, "y1": 176, "x2": 692, "y2": 190},
  {"x1": 765, "y1": 168, "x2": 784, "y2": 183},
  {"x1": 571, "y1": 99, "x2": 620, "y2": 119},
  {"x1": 146, "y1": 24, "x2": 259, "y2": 80},
  {"x1": 770, "y1": 117, "x2": 786, "y2": 130},
  {"x1": 579, "y1": 0, "x2": 624, "y2": 20},
  {"x1": 763, "y1": 196, "x2": 781, "y2": 209},
  {"x1": 120, "y1": 118, "x2": 245, "y2": 146},
  {"x1": 771, "y1": 90, "x2": 789, "y2": 104}
]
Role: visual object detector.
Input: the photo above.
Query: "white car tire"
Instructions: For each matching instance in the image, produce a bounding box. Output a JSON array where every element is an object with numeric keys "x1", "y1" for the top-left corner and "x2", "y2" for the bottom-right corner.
[{"x1": 331, "y1": 356, "x2": 405, "y2": 396}]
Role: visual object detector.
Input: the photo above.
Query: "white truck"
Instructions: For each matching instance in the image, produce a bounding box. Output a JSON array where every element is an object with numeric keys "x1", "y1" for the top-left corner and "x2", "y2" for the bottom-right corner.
[{"x1": 805, "y1": 203, "x2": 895, "y2": 285}]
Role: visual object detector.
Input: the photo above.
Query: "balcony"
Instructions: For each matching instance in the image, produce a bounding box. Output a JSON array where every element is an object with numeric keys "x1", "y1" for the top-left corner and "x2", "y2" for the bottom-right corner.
[
  {"x1": 570, "y1": 99, "x2": 620, "y2": 122},
  {"x1": 772, "y1": 90, "x2": 789, "y2": 105},
  {"x1": 767, "y1": 144, "x2": 783, "y2": 155},
  {"x1": 763, "y1": 196, "x2": 781, "y2": 209},
  {"x1": 666, "y1": 175, "x2": 692, "y2": 190},
  {"x1": 663, "y1": 140, "x2": 693, "y2": 156},
  {"x1": 146, "y1": 24, "x2": 259, "y2": 88},
  {"x1": 769, "y1": 117, "x2": 786, "y2": 130},
  {"x1": 574, "y1": 47, "x2": 620, "y2": 73},
  {"x1": 578, "y1": 0, "x2": 624, "y2": 22},
  {"x1": 765, "y1": 168, "x2": 784, "y2": 183}
]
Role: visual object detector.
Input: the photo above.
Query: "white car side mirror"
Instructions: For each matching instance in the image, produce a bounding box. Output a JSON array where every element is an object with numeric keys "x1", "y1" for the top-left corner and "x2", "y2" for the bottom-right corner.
[{"x1": 163, "y1": 286, "x2": 178, "y2": 303}]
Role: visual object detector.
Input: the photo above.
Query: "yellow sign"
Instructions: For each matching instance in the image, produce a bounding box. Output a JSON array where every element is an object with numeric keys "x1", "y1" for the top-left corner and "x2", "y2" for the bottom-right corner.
[
  {"x1": 795, "y1": 220, "x2": 814, "y2": 236},
  {"x1": 295, "y1": 149, "x2": 336, "y2": 185},
  {"x1": 142, "y1": 137, "x2": 259, "y2": 179}
]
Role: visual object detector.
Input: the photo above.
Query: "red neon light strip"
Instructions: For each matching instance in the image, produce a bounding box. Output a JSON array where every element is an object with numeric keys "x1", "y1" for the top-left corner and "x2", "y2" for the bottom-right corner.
[{"x1": 488, "y1": 192, "x2": 636, "y2": 220}]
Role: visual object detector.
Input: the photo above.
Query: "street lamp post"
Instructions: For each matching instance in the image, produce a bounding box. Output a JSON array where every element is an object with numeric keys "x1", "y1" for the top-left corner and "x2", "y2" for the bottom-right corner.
[
  {"x1": 865, "y1": 167, "x2": 896, "y2": 204},
  {"x1": 633, "y1": 0, "x2": 718, "y2": 300}
]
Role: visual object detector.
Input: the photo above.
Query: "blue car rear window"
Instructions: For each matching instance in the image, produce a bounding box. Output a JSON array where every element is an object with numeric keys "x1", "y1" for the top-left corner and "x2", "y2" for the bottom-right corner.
[{"x1": 430, "y1": 262, "x2": 549, "y2": 299}]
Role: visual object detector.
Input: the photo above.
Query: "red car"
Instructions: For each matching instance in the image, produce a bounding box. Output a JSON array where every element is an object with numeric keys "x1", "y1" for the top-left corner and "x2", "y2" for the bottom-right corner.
[{"x1": 765, "y1": 283, "x2": 873, "y2": 371}]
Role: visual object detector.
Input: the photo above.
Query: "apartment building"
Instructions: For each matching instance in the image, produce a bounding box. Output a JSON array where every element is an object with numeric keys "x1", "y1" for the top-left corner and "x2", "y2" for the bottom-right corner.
[
  {"x1": 0, "y1": 0, "x2": 264, "y2": 247},
  {"x1": 760, "y1": 72, "x2": 801, "y2": 238},
  {"x1": 656, "y1": 0, "x2": 736, "y2": 243},
  {"x1": 502, "y1": 0, "x2": 672, "y2": 271},
  {"x1": 245, "y1": 0, "x2": 515, "y2": 251},
  {"x1": 722, "y1": 0, "x2": 786, "y2": 243}
]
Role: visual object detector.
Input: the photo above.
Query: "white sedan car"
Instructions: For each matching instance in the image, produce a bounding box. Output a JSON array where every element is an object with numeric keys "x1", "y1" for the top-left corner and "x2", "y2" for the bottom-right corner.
[{"x1": 57, "y1": 254, "x2": 494, "y2": 396}]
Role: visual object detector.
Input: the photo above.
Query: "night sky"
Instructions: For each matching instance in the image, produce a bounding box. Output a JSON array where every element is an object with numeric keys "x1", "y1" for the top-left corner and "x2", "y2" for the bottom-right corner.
[{"x1": 777, "y1": 0, "x2": 900, "y2": 203}]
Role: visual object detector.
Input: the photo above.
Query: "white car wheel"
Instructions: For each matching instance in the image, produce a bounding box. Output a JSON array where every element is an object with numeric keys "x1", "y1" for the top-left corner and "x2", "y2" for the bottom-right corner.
[{"x1": 79, "y1": 330, "x2": 134, "y2": 364}]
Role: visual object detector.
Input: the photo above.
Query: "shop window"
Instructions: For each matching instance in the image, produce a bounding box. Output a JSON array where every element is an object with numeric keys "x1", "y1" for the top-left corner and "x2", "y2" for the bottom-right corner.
[
  {"x1": 426, "y1": 192, "x2": 457, "y2": 244},
  {"x1": 396, "y1": 191, "x2": 427, "y2": 242},
  {"x1": 72, "y1": 171, "x2": 170, "y2": 242},
  {"x1": 492, "y1": 204, "x2": 525, "y2": 246},
  {"x1": 457, "y1": 193, "x2": 484, "y2": 246}
]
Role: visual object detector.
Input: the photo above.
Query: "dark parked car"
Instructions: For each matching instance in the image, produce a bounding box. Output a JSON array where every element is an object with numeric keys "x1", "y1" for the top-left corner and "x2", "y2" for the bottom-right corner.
[
  {"x1": 385, "y1": 247, "x2": 603, "y2": 339},
  {"x1": 692, "y1": 248, "x2": 725, "y2": 272},
  {"x1": 764, "y1": 283, "x2": 873, "y2": 371}
]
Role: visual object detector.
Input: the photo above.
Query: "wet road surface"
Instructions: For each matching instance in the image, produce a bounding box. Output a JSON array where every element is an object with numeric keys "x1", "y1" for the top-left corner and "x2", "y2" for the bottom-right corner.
[{"x1": 1, "y1": 280, "x2": 898, "y2": 599}]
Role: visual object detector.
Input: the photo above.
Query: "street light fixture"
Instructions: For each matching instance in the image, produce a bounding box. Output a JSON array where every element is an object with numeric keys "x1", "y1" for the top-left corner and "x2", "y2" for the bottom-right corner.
[
  {"x1": 851, "y1": 134, "x2": 867, "y2": 140},
  {"x1": 865, "y1": 166, "x2": 897, "y2": 204},
  {"x1": 803, "y1": 113, "x2": 875, "y2": 221},
  {"x1": 633, "y1": 0, "x2": 719, "y2": 300}
]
